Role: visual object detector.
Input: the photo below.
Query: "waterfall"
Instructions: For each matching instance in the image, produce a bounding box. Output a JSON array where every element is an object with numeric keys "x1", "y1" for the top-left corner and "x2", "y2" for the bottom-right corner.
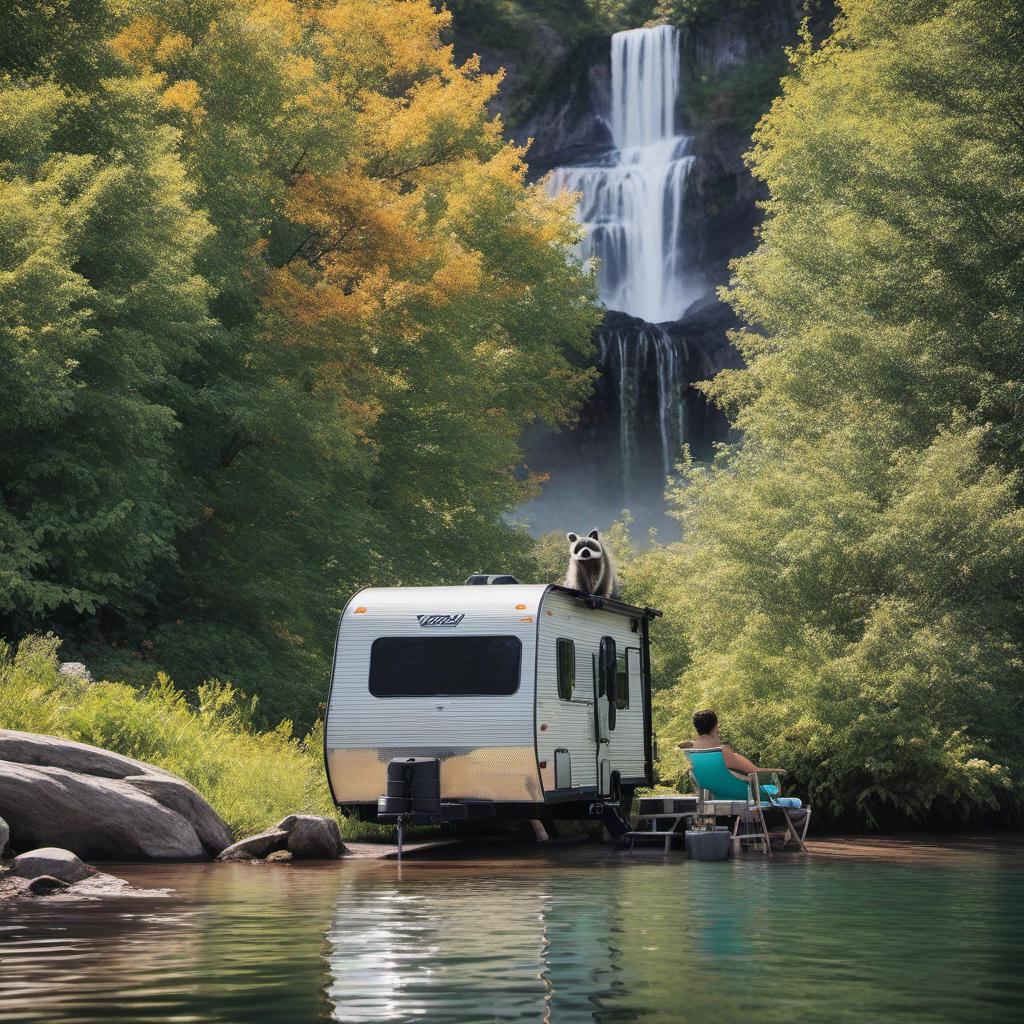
[
  {"x1": 547, "y1": 24, "x2": 697, "y2": 326},
  {"x1": 598, "y1": 324, "x2": 690, "y2": 495},
  {"x1": 544, "y1": 24, "x2": 700, "y2": 496},
  {"x1": 611, "y1": 26, "x2": 679, "y2": 150},
  {"x1": 521, "y1": 25, "x2": 721, "y2": 536}
]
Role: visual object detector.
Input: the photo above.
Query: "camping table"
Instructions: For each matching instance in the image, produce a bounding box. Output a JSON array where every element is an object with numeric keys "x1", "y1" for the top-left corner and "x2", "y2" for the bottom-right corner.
[{"x1": 626, "y1": 795, "x2": 699, "y2": 852}]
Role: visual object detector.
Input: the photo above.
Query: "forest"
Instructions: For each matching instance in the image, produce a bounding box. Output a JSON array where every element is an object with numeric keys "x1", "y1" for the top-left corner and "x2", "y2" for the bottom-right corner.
[
  {"x1": 2, "y1": 0, "x2": 1022, "y2": 831},
  {"x1": 1, "y1": 0, "x2": 599, "y2": 724}
]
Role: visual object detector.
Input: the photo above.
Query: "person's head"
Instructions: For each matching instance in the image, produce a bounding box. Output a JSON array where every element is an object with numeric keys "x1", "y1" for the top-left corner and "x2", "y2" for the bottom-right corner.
[{"x1": 693, "y1": 709, "x2": 718, "y2": 737}]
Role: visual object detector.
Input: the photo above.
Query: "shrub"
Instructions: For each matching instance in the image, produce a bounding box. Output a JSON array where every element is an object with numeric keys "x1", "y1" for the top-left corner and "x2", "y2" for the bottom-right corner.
[{"x1": 0, "y1": 635, "x2": 341, "y2": 839}]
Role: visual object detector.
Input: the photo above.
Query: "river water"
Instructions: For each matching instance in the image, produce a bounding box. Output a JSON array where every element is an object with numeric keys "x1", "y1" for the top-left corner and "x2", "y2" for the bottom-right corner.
[{"x1": 1, "y1": 840, "x2": 1022, "y2": 1023}]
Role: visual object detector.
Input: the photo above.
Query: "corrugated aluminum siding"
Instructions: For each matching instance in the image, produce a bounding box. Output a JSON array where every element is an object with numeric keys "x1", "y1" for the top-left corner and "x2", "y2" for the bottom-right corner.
[
  {"x1": 535, "y1": 590, "x2": 646, "y2": 791},
  {"x1": 326, "y1": 585, "x2": 545, "y2": 803}
]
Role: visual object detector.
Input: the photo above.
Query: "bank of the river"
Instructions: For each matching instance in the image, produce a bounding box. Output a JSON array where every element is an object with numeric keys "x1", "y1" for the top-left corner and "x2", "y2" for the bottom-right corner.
[{"x1": 1, "y1": 836, "x2": 1020, "y2": 1024}]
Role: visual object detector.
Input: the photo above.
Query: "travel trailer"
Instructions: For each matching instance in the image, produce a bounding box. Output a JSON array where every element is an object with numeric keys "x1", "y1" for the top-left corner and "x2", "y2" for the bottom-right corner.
[{"x1": 324, "y1": 578, "x2": 661, "y2": 834}]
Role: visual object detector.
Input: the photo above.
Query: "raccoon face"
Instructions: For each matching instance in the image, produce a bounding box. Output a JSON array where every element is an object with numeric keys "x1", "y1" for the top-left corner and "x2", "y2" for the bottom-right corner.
[{"x1": 567, "y1": 530, "x2": 603, "y2": 562}]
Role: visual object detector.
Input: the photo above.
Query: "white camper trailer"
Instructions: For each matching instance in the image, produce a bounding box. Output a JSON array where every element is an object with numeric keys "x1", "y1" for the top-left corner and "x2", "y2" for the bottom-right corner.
[{"x1": 324, "y1": 580, "x2": 661, "y2": 834}]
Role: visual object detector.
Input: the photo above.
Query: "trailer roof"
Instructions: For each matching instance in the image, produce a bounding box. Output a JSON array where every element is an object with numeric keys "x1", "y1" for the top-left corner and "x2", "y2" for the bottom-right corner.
[
  {"x1": 342, "y1": 583, "x2": 661, "y2": 620},
  {"x1": 546, "y1": 584, "x2": 662, "y2": 619}
]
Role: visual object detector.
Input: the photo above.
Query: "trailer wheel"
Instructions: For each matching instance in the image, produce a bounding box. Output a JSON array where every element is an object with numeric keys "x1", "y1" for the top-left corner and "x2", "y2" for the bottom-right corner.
[
  {"x1": 610, "y1": 773, "x2": 634, "y2": 816},
  {"x1": 620, "y1": 785, "x2": 635, "y2": 818},
  {"x1": 610, "y1": 772, "x2": 622, "y2": 806}
]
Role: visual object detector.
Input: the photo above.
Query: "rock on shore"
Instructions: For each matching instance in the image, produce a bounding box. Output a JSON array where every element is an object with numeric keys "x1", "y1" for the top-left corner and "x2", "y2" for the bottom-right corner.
[
  {"x1": 0, "y1": 845, "x2": 170, "y2": 902},
  {"x1": 0, "y1": 730, "x2": 231, "y2": 860},
  {"x1": 13, "y1": 847, "x2": 93, "y2": 883},
  {"x1": 218, "y1": 814, "x2": 346, "y2": 862}
]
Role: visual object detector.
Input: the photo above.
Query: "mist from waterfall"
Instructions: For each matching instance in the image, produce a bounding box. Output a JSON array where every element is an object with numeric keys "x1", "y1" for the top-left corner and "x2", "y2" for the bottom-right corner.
[{"x1": 547, "y1": 24, "x2": 699, "y2": 326}]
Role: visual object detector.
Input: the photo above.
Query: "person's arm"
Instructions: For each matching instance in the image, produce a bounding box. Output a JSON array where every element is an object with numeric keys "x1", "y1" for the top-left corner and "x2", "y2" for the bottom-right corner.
[{"x1": 722, "y1": 744, "x2": 759, "y2": 776}]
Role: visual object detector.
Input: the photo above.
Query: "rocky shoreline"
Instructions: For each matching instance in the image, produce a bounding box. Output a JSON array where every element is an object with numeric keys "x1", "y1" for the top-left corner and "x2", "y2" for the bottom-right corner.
[{"x1": 0, "y1": 729, "x2": 349, "y2": 902}]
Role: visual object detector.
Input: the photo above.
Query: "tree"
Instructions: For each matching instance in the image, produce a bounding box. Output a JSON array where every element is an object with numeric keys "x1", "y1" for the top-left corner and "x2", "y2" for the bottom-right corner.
[
  {"x1": 633, "y1": 0, "x2": 1024, "y2": 827},
  {"x1": 2, "y1": 1, "x2": 597, "y2": 724},
  {"x1": 0, "y1": 70, "x2": 212, "y2": 632}
]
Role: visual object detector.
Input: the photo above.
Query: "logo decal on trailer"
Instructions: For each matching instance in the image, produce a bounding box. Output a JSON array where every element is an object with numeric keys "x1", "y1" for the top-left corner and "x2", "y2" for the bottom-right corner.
[{"x1": 416, "y1": 613, "x2": 466, "y2": 628}]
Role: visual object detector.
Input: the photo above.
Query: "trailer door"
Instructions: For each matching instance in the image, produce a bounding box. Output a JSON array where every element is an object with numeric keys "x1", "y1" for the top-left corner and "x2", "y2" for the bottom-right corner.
[{"x1": 594, "y1": 636, "x2": 616, "y2": 797}]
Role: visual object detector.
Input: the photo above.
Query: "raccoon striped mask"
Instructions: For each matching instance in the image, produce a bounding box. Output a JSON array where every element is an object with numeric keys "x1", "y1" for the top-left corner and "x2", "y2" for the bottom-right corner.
[{"x1": 564, "y1": 529, "x2": 620, "y2": 599}]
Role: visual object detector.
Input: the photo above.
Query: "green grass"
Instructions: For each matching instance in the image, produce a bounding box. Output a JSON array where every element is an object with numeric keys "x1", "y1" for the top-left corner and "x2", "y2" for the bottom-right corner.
[{"x1": 0, "y1": 634, "x2": 389, "y2": 841}]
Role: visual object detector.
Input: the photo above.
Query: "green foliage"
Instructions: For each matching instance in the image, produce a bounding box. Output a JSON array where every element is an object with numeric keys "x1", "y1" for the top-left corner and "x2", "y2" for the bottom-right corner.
[
  {"x1": 586, "y1": 1, "x2": 660, "y2": 31},
  {"x1": 651, "y1": 0, "x2": 719, "y2": 28},
  {"x1": 0, "y1": 71, "x2": 212, "y2": 623},
  {"x1": 0, "y1": 1, "x2": 598, "y2": 727},
  {"x1": 0, "y1": 634, "x2": 335, "y2": 838},
  {"x1": 628, "y1": 0, "x2": 1024, "y2": 829},
  {"x1": 680, "y1": 51, "x2": 789, "y2": 132}
]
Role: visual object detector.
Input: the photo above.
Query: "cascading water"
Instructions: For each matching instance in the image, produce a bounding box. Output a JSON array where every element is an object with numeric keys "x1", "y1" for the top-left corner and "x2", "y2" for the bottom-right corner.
[
  {"x1": 519, "y1": 25, "x2": 732, "y2": 536},
  {"x1": 546, "y1": 24, "x2": 699, "y2": 326},
  {"x1": 598, "y1": 326, "x2": 689, "y2": 496}
]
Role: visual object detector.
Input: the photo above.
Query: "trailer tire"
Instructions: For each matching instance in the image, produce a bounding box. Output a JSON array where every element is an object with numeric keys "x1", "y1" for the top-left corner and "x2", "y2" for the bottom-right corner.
[
  {"x1": 609, "y1": 772, "x2": 622, "y2": 807},
  {"x1": 620, "y1": 785, "x2": 635, "y2": 818}
]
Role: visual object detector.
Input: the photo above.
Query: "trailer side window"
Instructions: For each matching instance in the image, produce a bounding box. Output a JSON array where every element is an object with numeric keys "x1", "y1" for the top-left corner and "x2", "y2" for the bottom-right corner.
[
  {"x1": 556, "y1": 639, "x2": 575, "y2": 700},
  {"x1": 616, "y1": 651, "x2": 630, "y2": 710},
  {"x1": 369, "y1": 636, "x2": 521, "y2": 697},
  {"x1": 625, "y1": 647, "x2": 641, "y2": 711}
]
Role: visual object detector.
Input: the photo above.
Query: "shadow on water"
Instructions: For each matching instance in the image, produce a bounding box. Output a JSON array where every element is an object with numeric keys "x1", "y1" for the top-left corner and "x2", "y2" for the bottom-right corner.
[{"x1": 1, "y1": 840, "x2": 1023, "y2": 1024}]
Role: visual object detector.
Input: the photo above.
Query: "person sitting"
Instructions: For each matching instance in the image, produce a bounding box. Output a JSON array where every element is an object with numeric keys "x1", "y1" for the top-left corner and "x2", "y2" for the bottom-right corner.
[
  {"x1": 679, "y1": 708, "x2": 810, "y2": 844},
  {"x1": 681, "y1": 708, "x2": 761, "y2": 776}
]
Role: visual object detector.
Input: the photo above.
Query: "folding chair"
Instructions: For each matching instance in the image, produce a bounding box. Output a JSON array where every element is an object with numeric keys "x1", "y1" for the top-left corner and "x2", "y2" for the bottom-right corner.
[{"x1": 683, "y1": 747, "x2": 810, "y2": 856}]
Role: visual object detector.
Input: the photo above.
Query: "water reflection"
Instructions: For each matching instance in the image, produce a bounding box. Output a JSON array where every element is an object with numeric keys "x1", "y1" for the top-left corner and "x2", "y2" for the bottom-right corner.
[
  {"x1": 322, "y1": 851, "x2": 1024, "y2": 1024},
  {"x1": 1, "y1": 844, "x2": 1023, "y2": 1024},
  {"x1": 326, "y1": 870, "x2": 559, "y2": 1022}
]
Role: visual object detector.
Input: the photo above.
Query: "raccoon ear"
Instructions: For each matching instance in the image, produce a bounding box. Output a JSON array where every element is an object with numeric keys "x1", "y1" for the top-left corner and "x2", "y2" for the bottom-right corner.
[
  {"x1": 588, "y1": 529, "x2": 600, "y2": 540},
  {"x1": 567, "y1": 532, "x2": 578, "y2": 543}
]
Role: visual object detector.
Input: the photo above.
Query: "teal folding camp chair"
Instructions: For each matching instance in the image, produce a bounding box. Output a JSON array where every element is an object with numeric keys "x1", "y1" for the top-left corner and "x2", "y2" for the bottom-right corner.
[{"x1": 683, "y1": 747, "x2": 810, "y2": 856}]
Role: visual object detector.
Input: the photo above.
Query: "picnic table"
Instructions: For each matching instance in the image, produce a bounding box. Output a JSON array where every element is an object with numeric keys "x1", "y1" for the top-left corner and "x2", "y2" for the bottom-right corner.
[{"x1": 624, "y1": 794, "x2": 699, "y2": 853}]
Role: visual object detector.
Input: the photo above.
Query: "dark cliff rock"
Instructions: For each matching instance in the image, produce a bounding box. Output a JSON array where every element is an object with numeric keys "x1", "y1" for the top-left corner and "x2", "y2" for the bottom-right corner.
[
  {"x1": 677, "y1": 1, "x2": 837, "y2": 282},
  {"x1": 512, "y1": 36, "x2": 614, "y2": 177}
]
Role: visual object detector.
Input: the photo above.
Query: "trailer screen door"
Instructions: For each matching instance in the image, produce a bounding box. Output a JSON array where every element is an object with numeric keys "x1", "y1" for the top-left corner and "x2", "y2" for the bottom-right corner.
[{"x1": 369, "y1": 636, "x2": 522, "y2": 697}]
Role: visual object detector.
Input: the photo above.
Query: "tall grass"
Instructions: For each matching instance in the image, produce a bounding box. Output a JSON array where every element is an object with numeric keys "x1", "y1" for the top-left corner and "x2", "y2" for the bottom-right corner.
[{"x1": 0, "y1": 635, "x2": 341, "y2": 838}]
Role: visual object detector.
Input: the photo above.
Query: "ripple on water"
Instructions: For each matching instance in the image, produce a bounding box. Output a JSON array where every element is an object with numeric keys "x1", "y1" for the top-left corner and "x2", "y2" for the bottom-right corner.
[{"x1": 0, "y1": 843, "x2": 1022, "y2": 1024}]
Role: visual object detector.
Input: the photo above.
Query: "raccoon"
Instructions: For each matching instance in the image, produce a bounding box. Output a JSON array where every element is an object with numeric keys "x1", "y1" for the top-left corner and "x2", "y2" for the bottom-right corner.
[{"x1": 564, "y1": 529, "x2": 621, "y2": 599}]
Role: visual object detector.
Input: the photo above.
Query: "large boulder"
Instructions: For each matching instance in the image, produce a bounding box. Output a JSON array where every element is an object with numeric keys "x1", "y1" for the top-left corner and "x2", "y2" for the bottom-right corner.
[
  {"x1": 0, "y1": 730, "x2": 177, "y2": 781},
  {"x1": 12, "y1": 847, "x2": 93, "y2": 883},
  {"x1": 0, "y1": 730, "x2": 231, "y2": 861},
  {"x1": 0, "y1": 762, "x2": 206, "y2": 860},
  {"x1": 217, "y1": 815, "x2": 347, "y2": 862},
  {"x1": 123, "y1": 775, "x2": 232, "y2": 855},
  {"x1": 280, "y1": 815, "x2": 345, "y2": 860}
]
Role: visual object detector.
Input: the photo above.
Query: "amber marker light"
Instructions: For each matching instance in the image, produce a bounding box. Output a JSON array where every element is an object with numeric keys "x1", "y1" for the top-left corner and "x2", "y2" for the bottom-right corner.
[
  {"x1": 519, "y1": 616, "x2": 534, "y2": 622},
  {"x1": 354, "y1": 607, "x2": 367, "y2": 614},
  {"x1": 515, "y1": 603, "x2": 527, "y2": 610}
]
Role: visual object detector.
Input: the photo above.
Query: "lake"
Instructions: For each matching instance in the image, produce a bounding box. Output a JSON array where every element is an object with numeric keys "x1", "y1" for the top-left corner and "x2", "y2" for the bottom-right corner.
[{"x1": 1, "y1": 838, "x2": 1021, "y2": 1023}]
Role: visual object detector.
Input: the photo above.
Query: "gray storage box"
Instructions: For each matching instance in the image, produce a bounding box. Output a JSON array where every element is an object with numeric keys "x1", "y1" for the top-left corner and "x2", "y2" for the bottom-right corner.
[
  {"x1": 638, "y1": 794, "x2": 698, "y2": 816},
  {"x1": 686, "y1": 827, "x2": 731, "y2": 861}
]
